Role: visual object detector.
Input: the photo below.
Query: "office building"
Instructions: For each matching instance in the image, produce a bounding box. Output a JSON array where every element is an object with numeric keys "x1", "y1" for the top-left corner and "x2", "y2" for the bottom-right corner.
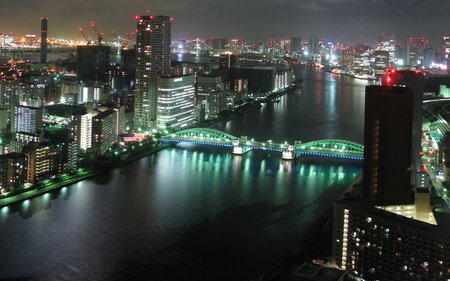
[
  {"x1": 157, "y1": 75, "x2": 195, "y2": 130},
  {"x1": 363, "y1": 85, "x2": 415, "y2": 201},
  {"x1": 383, "y1": 70, "x2": 426, "y2": 176},
  {"x1": 197, "y1": 76, "x2": 222, "y2": 104},
  {"x1": 134, "y1": 15, "x2": 172, "y2": 132},
  {"x1": 363, "y1": 70, "x2": 425, "y2": 202},
  {"x1": 40, "y1": 18, "x2": 48, "y2": 64},
  {"x1": 376, "y1": 33, "x2": 396, "y2": 66},
  {"x1": 373, "y1": 50, "x2": 390, "y2": 77}
]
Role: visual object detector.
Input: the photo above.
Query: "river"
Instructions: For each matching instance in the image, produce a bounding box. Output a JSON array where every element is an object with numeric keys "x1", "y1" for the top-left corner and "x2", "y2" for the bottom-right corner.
[{"x1": 0, "y1": 66, "x2": 368, "y2": 281}]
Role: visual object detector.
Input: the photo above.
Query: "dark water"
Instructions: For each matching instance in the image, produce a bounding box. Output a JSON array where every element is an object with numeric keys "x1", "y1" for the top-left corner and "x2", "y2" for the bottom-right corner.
[{"x1": 0, "y1": 67, "x2": 368, "y2": 281}]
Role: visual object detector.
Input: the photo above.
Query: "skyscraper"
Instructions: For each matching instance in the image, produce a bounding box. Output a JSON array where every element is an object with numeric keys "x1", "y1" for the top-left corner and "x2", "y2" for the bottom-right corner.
[
  {"x1": 363, "y1": 85, "x2": 414, "y2": 201},
  {"x1": 40, "y1": 18, "x2": 48, "y2": 64},
  {"x1": 363, "y1": 70, "x2": 425, "y2": 202},
  {"x1": 134, "y1": 15, "x2": 172, "y2": 132},
  {"x1": 332, "y1": 70, "x2": 448, "y2": 281}
]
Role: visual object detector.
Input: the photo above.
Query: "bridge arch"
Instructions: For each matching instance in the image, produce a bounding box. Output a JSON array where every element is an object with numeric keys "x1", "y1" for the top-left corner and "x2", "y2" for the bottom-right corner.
[
  {"x1": 295, "y1": 139, "x2": 364, "y2": 154},
  {"x1": 165, "y1": 128, "x2": 239, "y2": 143}
]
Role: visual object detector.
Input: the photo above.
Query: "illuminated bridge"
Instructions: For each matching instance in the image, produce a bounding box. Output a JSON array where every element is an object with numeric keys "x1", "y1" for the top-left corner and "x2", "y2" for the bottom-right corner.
[{"x1": 160, "y1": 128, "x2": 364, "y2": 161}]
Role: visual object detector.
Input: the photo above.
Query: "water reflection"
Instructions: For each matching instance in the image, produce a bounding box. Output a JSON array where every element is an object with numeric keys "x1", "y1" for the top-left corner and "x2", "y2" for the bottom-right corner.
[{"x1": 0, "y1": 67, "x2": 365, "y2": 281}]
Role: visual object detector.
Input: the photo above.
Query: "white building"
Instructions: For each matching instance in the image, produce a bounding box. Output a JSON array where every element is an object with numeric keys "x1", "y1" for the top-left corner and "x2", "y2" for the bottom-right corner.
[
  {"x1": 157, "y1": 75, "x2": 195, "y2": 130},
  {"x1": 79, "y1": 113, "x2": 95, "y2": 151}
]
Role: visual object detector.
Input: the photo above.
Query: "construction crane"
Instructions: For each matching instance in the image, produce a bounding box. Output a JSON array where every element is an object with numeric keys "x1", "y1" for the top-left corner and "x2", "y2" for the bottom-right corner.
[
  {"x1": 90, "y1": 20, "x2": 104, "y2": 45},
  {"x1": 125, "y1": 32, "x2": 136, "y2": 43},
  {"x1": 78, "y1": 27, "x2": 92, "y2": 45}
]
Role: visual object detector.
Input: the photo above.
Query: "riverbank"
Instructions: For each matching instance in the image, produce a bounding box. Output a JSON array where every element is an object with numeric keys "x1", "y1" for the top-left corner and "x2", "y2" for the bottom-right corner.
[
  {"x1": 0, "y1": 169, "x2": 99, "y2": 208},
  {"x1": 95, "y1": 142, "x2": 173, "y2": 169},
  {"x1": 0, "y1": 102, "x2": 262, "y2": 208},
  {"x1": 0, "y1": 101, "x2": 263, "y2": 207},
  {"x1": 200, "y1": 102, "x2": 262, "y2": 129},
  {"x1": 254, "y1": 174, "x2": 363, "y2": 281}
]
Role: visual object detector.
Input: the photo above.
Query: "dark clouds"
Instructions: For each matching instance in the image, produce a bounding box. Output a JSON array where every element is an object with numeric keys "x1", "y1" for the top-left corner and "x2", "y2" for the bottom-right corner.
[{"x1": 1, "y1": 0, "x2": 449, "y2": 45}]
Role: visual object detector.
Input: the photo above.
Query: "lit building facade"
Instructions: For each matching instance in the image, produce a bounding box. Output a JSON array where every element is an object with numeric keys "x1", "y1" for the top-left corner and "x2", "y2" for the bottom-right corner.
[
  {"x1": 12, "y1": 105, "x2": 43, "y2": 143},
  {"x1": 157, "y1": 75, "x2": 195, "y2": 130},
  {"x1": 373, "y1": 50, "x2": 390, "y2": 77},
  {"x1": 333, "y1": 200, "x2": 450, "y2": 281},
  {"x1": 69, "y1": 112, "x2": 95, "y2": 152},
  {"x1": 443, "y1": 36, "x2": 450, "y2": 71},
  {"x1": 376, "y1": 33, "x2": 396, "y2": 66},
  {"x1": 66, "y1": 140, "x2": 78, "y2": 172},
  {"x1": 134, "y1": 15, "x2": 172, "y2": 132},
  {"x1": 92, "y1": 109, "x2": 118, "y2": 155},
  {"x1": 0, "y1": 152, "x2": 28, "y2": 193},
  {"x1": 23, "y1": 142, "x2": 61, "y2": 183}
]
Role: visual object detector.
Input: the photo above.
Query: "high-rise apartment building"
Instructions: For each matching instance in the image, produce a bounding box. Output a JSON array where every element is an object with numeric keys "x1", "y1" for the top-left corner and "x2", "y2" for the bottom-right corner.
[
  {"x1": 12, "y1": 105, "x2": 43, "y2": 143},
  {"x1": 92, "y1": 109, "x2": 118, "y2": 155},
  {"x1": 70, "y1": 112, "x2": 96, "y2": 151},
  {"x1": 23, "y1": 142, "x2": 61, "y2": 183},
  {"x1": 134, "y1": 15, "x2": 172, "y2": 132}
]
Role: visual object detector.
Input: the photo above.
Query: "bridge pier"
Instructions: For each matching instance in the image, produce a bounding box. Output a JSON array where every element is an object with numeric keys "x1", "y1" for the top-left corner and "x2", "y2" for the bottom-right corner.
[
  {"x1": 282, "y1": 145, "x2": 296, "y2": 160},
  {"x1": 232, "y1": 140, "x2": 252, "y2": 155}
]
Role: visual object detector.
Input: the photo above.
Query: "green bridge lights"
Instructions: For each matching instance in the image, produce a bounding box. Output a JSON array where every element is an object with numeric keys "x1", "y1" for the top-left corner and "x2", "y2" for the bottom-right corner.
[{"x1": 161, "y1": 128, "x2": 364, "y2": 160}]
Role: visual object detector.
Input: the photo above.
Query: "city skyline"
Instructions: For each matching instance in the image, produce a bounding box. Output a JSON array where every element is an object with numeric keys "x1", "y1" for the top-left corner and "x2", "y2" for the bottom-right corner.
[{"x1": 2, "y1": 0, "x2": 450, "y2": 46}]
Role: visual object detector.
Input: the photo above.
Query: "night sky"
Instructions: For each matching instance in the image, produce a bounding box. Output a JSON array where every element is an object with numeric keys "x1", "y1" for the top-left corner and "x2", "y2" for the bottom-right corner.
[{"x1": 2, "y1": 0, "x2": 449, "y2": 45}]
